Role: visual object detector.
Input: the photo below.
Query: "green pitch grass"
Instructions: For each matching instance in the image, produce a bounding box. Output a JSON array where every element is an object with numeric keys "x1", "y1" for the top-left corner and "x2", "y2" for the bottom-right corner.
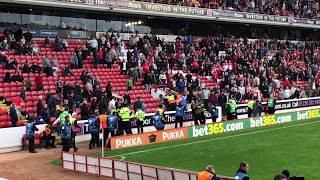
[{"x1": 94, "y1": 119, "x2": 320, "y2": 179}]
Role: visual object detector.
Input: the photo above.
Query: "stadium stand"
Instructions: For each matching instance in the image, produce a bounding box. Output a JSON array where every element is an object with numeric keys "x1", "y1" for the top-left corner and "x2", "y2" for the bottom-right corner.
[{"x1": 0, "y1": 30, "x2": 319, "y2": 128}]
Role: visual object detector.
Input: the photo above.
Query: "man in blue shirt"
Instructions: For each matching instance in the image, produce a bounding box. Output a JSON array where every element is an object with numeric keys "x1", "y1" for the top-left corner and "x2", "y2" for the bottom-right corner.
[
  {"x1": 175, "y1": 103, "x2": 185, "y2": 128},
  {"x1": 235, "y1": 162, "x2": 250, "y2": 180},
  {"x1": 61, "y1": 116, "x2": 72, "y2": 152},
  {"x1": 26, "y1": 117, "x2": 39, "y2": 153}
]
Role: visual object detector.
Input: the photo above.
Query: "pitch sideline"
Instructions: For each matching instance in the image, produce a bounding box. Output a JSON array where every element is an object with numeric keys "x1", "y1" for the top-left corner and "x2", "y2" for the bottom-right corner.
[{"x1": 109, "y1": 120, "x2": 320, "y2": 159}]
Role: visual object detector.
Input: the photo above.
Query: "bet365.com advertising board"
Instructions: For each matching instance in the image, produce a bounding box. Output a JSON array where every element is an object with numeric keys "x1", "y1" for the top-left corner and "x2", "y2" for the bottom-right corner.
[{"x1": 110, "y1": 108, "x2": 320, "y2": 150}]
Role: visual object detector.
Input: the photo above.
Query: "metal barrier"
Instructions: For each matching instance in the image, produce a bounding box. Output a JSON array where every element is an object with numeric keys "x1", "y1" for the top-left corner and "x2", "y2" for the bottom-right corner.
[{"x1": 62, "y1": 152, "x2": 234, "y2": 180}]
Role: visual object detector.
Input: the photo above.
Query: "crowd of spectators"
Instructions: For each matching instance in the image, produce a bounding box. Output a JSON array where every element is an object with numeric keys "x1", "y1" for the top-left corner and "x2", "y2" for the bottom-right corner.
[
  {"x1": 1, "y1": 27, "x2": 320, "y2": 125},
  {"x1": 126, "y1": 32, "x2": 320, "y2": 111},
  {"x1": 141, "y1": 0, "x2": 320, "y2": 19}
]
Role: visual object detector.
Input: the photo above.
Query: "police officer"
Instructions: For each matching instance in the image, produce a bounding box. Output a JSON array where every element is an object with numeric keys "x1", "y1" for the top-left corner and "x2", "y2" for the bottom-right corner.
[
  {"x1": 26, "y1": 117, "x2": 39, "y2": 153},
  {"x1": 88, "y1": 111, "x2": 100, "y2": 149},
  {"x1": 235, "y1": 162, "x2": 250, "y2": 180},
  {"x1": 61, "y1": 116, "x2": 72, "y2": 152},
  {"x1": 152, "y1": 111, "x2": 165, "y2": 131},
  {"x1": 119, "y1": 104, "x2": 132, "y2": 135},
  {"x1": 268, "y1": 94, "x2": 276, "y2": 114},
  {"x1": 198, "y1": 165, "x2": 220, "y2": 180},
  {"x1": 108, "y1": 111, "x2": 118, "y2": 138},
  {"x1": 247, "y1": 99, "x2": 255, "y2": 117},
  {"x1": 175, "y1": 102, "x2": 185, "y2": 128},
  {"x1": 135, "y1": 108, "x2": 145, "y2": 134}
]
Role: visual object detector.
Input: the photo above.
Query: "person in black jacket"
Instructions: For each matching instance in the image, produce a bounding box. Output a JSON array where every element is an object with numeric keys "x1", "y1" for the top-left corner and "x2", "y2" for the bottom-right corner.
[
  {"x1": 105, "y1": 81, "x2": 112, "y2": 100},
  {"x1": 80, "y1": 101, "x2": 90, "y2": 120},
  {"x1": 123, "y1": 91, "x2": 131, "y2": 105},
  {"x1": 22, "y1": 61, "x2": 30, "y2": 73},
  {"x1": 3, "y1": 71, "x2": 11, "y2": 83},
  {"x1": 36, "y1": 96, "x2": 43, "y2": 117},
  {"x1": 10, "y1": 103, "x2": 18, "y2": 127},
  {"x1": 23, "y1": 30, "x2": 33, "y2": 44},
  {"x1": 41, "y1": 104, "x2": 50, "y2": 124}
]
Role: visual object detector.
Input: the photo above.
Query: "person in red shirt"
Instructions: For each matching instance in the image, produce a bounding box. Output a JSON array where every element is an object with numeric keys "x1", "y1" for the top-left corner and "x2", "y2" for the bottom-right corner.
[{"x1": 35, "y1": 75, "x2": 43, "y2": 91}]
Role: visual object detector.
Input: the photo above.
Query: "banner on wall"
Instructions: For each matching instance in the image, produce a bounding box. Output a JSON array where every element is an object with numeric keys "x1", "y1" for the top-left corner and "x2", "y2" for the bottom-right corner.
[
  {"x1": 189, "y1": 108, "x2": 320, "y2": 139},
  {"x1": 110, "y1": 108, "x2": 320, "y2": 150},
  {"x1": 110, "y1": 127, "x2": 188, "y2": 150},
  {"x1": 50, "y1": 0, "x2": 320, "y2": 27},
  {"x1": 236, "y1": 97, "x2": 320, "y2": 115}
]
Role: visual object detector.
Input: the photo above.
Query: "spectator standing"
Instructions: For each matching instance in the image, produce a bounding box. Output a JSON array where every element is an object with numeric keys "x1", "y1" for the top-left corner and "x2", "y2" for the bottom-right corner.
[
  {"x1": 10, "y1": 103, "x2": 18, "y2": 127},
  {"x1": 3, "y1": 71, "x2": 10, "y2": 82},
  {"x1": 127, "y1": 77, "x2": 134, "y2": 91},
  {"x1": 41, "y1": 104, "x2": 50, "y2": 124},
  {"x1": 20, "y1": 87, "x2": 26, "y2": 102},
  {"x1": 105, "y1": 81, "x2": 112, "y2": 100},
  {"x1": 35, "y1": 75, "x2": 43, "y2": 91},
  {"x1": 36, "y1": 96, "x2": 43, "y2": 116},
  {"x1": 70, "y1": 52, "x2": 79, "y2": 69},
  {"x1": 88, "y1": 37, "x2": 99, "y2": 68},
  {"x1": 123, "y1": 91, "x2": 131, "y2": 105},
  {"x1": 202, "y1": 87, "x2": 210, "y2": 109},
  {"x1": 133, "y1": 97, "x2": 142, "y2": 112}
]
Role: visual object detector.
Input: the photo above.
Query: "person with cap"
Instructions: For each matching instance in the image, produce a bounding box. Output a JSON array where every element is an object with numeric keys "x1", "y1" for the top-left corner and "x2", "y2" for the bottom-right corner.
[
  {"x1": 71, "y1": 112, "x2": 80, "y2": 152},
  {"x1": 234, "y1": 161, "x2": 250, "y2": 180},
  {"x1": 135, "y1": 108, "x2": 145, "y2": 134},
  {"x1": 119, "y1": 103, "x2": 132, "y2": 135},
  {"x1": 61, "y1": 116, "x2": 72, "y2": 152},
  {"x1": 198, "y1": 165, "x2": 220, "y2": 180},
  {"x1": 26, "y1": 117, "x2": 39, "y2": 153}
]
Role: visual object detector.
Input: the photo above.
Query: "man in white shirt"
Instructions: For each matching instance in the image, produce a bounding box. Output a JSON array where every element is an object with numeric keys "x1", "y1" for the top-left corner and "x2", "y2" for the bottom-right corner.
[
  {"x1": 88, "y1": 37, "x2": 98, "y2": 67},
  {"x1": 203, "y1": 87, "x2": 210, "y2": 109}
]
